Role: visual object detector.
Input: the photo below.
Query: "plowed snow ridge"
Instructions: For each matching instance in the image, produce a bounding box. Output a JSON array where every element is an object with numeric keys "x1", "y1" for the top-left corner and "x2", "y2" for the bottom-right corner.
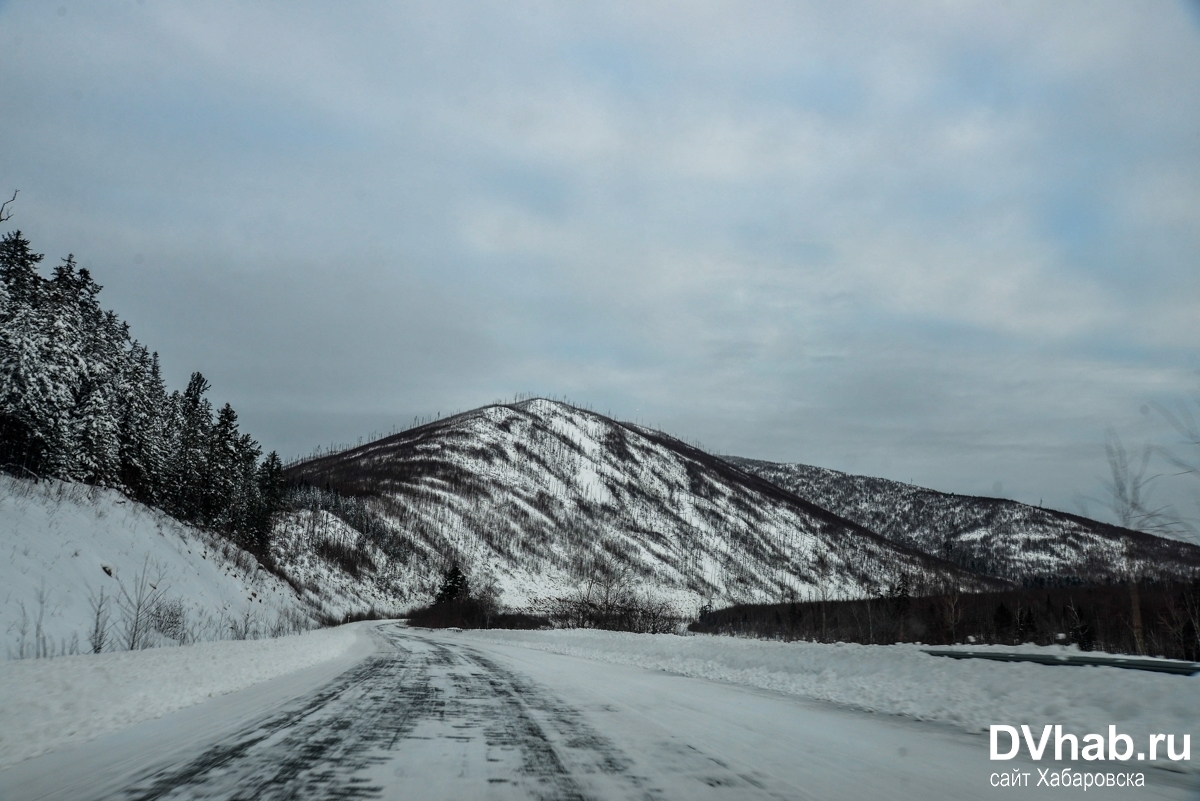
[
  {"x1": 467, "y1": 629, "x2": 1200, "y2": 772},
  {"x1": 0, "y1": 624, "x2": 363, "y2": 769}
]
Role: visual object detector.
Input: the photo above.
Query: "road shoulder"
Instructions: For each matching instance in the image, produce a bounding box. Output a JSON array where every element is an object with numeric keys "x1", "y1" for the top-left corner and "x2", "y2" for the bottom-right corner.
[{"x1": 0, "y1": 621, "x2": 381, "y2": 801}]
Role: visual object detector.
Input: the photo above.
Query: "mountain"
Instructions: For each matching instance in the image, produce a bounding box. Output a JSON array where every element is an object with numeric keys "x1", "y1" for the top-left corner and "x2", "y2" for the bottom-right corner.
[
  {"x1": 727, "y1": 458, "x2": 1200, "y2": 583},
  {"x1": 281, "y1": 399, "x2": 1004, "y2": 611}
]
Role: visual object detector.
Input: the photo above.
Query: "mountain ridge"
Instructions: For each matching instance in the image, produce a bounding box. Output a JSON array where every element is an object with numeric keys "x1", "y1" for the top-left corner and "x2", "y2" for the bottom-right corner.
[
  {"x1": 728, "y1": 456, "x2": 1200, "y2": 583},
  {"x1": 282, "y1": 399, "x2": 1002, "y2": 609}
]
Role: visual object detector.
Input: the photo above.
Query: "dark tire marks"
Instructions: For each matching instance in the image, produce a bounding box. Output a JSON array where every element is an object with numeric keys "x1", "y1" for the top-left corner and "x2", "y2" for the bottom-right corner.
[{"x1": 113, "y1": 626, "x2": 658, "y2": 801}]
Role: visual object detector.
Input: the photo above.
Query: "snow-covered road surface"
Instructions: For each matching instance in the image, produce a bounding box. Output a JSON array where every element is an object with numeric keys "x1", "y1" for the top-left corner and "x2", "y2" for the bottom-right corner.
[{"x1": 3, "y1": 624, "x2": 1197, "y2": 800}]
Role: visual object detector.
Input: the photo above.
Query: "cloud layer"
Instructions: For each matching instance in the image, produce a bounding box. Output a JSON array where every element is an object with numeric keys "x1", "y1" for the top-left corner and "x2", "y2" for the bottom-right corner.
[{"x1": 2, "y1": 1, "x2": 1198, "y2": 522}]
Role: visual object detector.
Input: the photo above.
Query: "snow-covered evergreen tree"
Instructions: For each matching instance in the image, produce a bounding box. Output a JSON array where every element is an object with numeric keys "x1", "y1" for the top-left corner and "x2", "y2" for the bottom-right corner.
[
  {"x1": 167, "y1": 372, "x2": 214, "y2": 522},
  {"x1": 0, "y1": 300, "x2": 61, "y2": 474},
  {"x1": 0, "y1": 226, "x2": 285, "y2": 558},
  {"x1": 117, "y1": 345, "x2": 168, "y2": 504}
]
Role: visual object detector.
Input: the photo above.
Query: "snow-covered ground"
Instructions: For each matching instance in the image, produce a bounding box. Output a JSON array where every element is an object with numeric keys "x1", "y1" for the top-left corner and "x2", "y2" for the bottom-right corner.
[
  {"x1": 0, "y1": 621, "x2": 371, "y2": 769},
  {"x1": 0, "y1": 474, "x2": 315, "y2": 659},
  {"x1": 7, "y1": 625, "x2": 1194, "y2": 801},
  {"x1": 466, "y1": 629, "x2": 1200, "y2": 771}
]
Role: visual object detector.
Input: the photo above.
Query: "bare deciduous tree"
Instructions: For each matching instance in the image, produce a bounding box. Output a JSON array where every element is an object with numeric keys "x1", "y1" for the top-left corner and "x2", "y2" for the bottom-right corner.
[
  {"x1": 1152, "y1": 395, "x2": 1200, "y2": 542},
  {"x1": 87, "y1": 586, "x2": 112, "y2": 654},
  {"x1": 1103, "y1": 430, "x2": 1168, "y2": 534},
  {"x1": 117, "y1": 559, "x2": 168, "y2": 650},
  {"x1": 537, "y1": 556, "x2": 680, "y2": 634}
]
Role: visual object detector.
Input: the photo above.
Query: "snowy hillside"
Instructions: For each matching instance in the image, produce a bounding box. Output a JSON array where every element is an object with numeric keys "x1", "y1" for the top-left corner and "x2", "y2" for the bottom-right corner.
[
  {"x1": 284, "y1": 399, "x2": 1000, "y2": 611},
  {"x1": 270, "y1": 508, "x2": 407, "y2": 620},
  {"x1": 0, "y1": 474, "x2": 315, "y2": 659},
  {"x1": 729, "y1": 458, "x2": 1200, "y2": 583}
]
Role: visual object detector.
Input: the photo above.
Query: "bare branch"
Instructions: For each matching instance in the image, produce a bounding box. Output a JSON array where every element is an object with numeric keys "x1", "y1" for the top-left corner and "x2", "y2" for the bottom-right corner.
[
  {"x1": 1151, "y1": 398, "x2": 1200, "y2": 477},
  {"x1": 1099, "y1": 428, "x2": 1194, "y2": 541},
  {"x1": 0, "y1": 189, "x2": 17, "y2": 223}
]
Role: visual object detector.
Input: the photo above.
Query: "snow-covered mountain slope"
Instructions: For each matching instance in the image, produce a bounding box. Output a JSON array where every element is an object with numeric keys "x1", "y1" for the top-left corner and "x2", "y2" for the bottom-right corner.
[
  {"x1": 728, "y1": 458, "x2": 1200, "y2": 583},
  {"x1": 0, "y1": 474, "x2": 315, "y2": 659},
  {"x1": 284, "y1": 400, "x2": 1002, "y2": 610},
  {"x1": 270, "y1": 508, "x2": 407, "y2": 620}
]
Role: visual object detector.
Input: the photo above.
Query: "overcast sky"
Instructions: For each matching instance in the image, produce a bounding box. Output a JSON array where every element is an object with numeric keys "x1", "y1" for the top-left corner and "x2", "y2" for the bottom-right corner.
[{"x1": 2, "y1": 1, "x2": 1199, "y2": 526}]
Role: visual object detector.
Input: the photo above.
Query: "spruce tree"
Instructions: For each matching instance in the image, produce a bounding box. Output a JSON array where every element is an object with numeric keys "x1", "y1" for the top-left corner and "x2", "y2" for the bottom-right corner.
[
  {"x1": 0, "y1": 228, "x2": 278, "y2": 561},
  {"x1": 0, "y1": 231, "x2": 44, "y2": 307},
  {"x1": 169, "y1": 372, "x2": 214, "y2": 521},
  {"x1": 205, "y1": 402, "x2": 242, "y2": 528},
  {"x1": 117, "y1": 346, "x2": 168, "y2": 503},
  {"x1": 249, "y1": 451, "x2": 285, "y2": 558},
  {"x1": 435, "y1": 564, "x2": 470, "y2": 605}
]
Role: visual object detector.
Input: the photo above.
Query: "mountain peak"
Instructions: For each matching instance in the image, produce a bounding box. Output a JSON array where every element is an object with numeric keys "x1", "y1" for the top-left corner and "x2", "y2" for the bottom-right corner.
[{"x1": 285, "y1": 400, "x2": 998, "y2": 609}]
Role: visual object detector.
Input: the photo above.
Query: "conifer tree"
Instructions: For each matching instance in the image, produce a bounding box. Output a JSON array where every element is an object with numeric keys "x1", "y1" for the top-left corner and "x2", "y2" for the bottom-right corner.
[
  {"x1": 169, "y1": 372, "x2": 214, "y2": 522},
  {"x1": 435, "y1": 564, "x2": 470, "y2": 605},
  {"x1": 117, "y1": 346, "x2": 167, "y2": 503},
  {"x1": 0, "y1": 230, "x2": 44, "y2": 307},
  {"x1": 250, "y1": 451, "x2": 285, "y2": 557},
  {"x1": 205, "y1": 402, "x2": 242, "y2": 527},
  {"x1": 0, "y1": 225, "x2": 280, "y2": 560}
]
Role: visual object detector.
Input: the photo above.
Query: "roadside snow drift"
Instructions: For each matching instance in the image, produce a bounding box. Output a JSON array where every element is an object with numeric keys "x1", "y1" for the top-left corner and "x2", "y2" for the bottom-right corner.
[
  {"x1": 0, "y1": 623, "x2": 366, "y2": 769},
  {"x1": 467, "y1": 629, "x2": 1200, "y2": 771}
]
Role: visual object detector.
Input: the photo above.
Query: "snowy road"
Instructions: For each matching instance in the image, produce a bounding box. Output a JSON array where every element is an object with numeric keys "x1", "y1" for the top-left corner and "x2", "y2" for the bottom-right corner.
[{"x1": 4, "y1": 624, "x2": 1198, "y2": 800}]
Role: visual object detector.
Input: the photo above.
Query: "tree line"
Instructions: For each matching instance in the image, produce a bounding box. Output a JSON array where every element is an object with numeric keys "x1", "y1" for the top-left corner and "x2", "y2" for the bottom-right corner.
[
  {"x1": 0, "y1": 227, "x2": 283, "y2": 557},
  {"x1": 689, "y1": 578, "x2": 1200, "y2": 661}
]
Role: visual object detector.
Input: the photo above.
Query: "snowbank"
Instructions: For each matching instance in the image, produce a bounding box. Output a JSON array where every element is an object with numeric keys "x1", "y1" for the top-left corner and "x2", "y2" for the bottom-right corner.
[
  {"x1": 0, "y1": 623, "x2": 366, "y2": 769},
  {"x1": 0, "y1": 475, "x2": 313, "y2": 658},
  {"x1": 467, "y1": 630, "x2": 1200, "y2": 770}
]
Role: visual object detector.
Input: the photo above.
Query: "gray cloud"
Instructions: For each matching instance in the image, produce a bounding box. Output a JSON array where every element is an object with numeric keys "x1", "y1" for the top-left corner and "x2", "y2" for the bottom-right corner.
[{"x1": 2, "y1": 0, "x2": 1198, "y2": 525}]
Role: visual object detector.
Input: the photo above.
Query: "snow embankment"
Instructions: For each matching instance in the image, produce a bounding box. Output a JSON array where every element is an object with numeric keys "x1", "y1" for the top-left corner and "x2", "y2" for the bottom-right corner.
[
  {"x1": 467, "y1": 630, "x2": 1200, "y2": 770},
  {"x1": 0, "y1": 623, "x2": 368, "y2": 769},
  {"x1": 1, "y1": 475, "x2": 313, "y2": 658}
]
